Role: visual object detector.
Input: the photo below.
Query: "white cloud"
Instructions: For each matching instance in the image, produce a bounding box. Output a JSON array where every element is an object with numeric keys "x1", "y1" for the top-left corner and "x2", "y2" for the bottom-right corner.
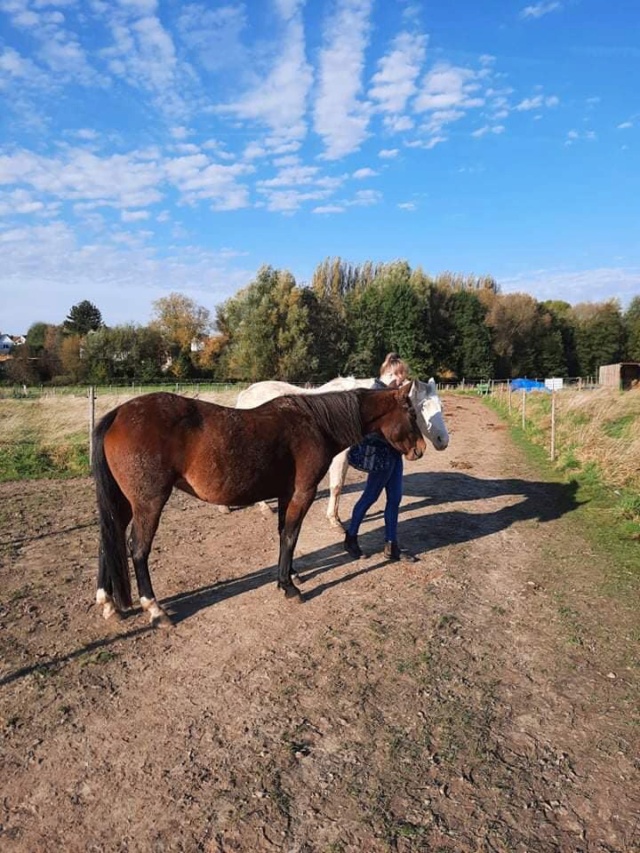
[
  {"x1": 164, "y1": 154, "x2": 253, "y2": 210},
  {"x1": 259, "y1": 188, "x2": 334, "y2": 213},
  {"x1": 177, "y1": 2, "x2": 248, "y2": 73},
  {"x1": 515, "y1": 94, "x2": 559, "y2": 111},
  {"x1": 378, "y1": 148, "x2": 399, "y2": 159},
  {"x1": 312, "y1": 204, "x2": 345, "y2": 214},
  {"x1": 499, "y1": 267, "x2": 640, "y2": 308},
  {"x1": 217, "y1": 3, "x2": 312, "y2": 148},
  {"x1": 121, "y1": 209, "x2": 150, "y2": 222},
  {"x1": 348, "y1": 189, "x2": 381, "y2": 206},
  {"x1": 369, "y1": 31, "x2": 427, "y2": 114},
  {"x1": 414, "y1": 63, "x2": 483, "y2": 112},
  {"x1": 397, "y1": 202, "x2": 416, "y2": 211},
  {"x1": 520, "y1": 2, "x2": 562, "y2": 20},
  {"x1": 617, "y1": 121, "x2": 633, "y2": 129},
  {"x1": 0, "y1": 147, "x2": 164, "y2": 208},
  {"x1": 352, "y1": 167, "x2": 378, "y2": 179},
  {"x1": 99, "y1": 4, "x2": 186, "y2": 116},
  {"x1": 314, "y1": 0, "x2": 373, "y2": 160},
  {"x1": 471, "y1": 124, "x2": 505, "y2": 138},
  {"x1": 0, "y1": 145, "x2": 254, "y2": 214},
  {"x1": 564, "y1": 129, "x2": 596, "y2": 145},
  {"x1": 0, "y1": 220, "x2": 255, "y2": 330}
]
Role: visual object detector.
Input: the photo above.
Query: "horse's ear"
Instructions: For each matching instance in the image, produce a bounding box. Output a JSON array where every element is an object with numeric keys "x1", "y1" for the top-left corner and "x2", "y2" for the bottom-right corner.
[
  {"x1": 428, "y1": 377, "x2": 437, "y2": 394},
  {"x1": 398, "y1": 381, "x2": 413, "y2": 399}
]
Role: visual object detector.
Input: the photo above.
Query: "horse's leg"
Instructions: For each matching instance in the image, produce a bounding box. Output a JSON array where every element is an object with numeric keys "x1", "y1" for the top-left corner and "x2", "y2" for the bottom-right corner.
[
  {"x1": 128, "y1": 495, "x2": 172, "y2": 627},
  {"x1": 327, "y1": 451, "x2": 349, "y2": 529},
  {"x1": 277, "y1": 487, "x2": 316, "y2": 601}
]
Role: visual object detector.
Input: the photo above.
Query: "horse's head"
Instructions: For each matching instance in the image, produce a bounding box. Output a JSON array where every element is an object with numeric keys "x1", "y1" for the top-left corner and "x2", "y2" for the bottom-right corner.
[
  {"x1": 371, "y1": 383, "x2": 426, "y2": 461},
  {"x1": 410, "y1": 378, "x2": 450, "y2": 451}
]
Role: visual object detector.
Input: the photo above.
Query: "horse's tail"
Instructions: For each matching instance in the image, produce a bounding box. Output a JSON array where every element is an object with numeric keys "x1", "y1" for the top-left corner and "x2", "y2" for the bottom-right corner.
[{"x1": 92, "y1": 409, "x2": 132, "y2": 609}]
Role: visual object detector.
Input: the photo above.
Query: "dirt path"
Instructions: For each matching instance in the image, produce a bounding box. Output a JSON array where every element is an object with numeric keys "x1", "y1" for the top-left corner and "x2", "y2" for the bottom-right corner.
[{"x1": 1, "y1": 396, "x2": 638, "y2": 852}]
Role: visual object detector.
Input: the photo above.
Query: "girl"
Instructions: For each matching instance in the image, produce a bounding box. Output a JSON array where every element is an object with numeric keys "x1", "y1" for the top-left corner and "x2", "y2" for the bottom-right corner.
[{"x1": 344, "y1": 353, "x2": 418, "y2": 562}]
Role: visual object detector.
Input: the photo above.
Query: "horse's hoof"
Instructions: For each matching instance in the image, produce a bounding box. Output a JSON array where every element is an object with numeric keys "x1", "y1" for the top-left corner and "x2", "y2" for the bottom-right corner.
[
  {"x1": 328, "y1": 516, "x2": 345, "y2": 530},
  {"x1": 217, "y1": 505, "x2": 231, "y2": 515},
  {"x1": 283, "y1": 585, "x2": 303, "y2": 602},
  {"x1": 151, "y1": 611, "x2": 174, "y2": 629}
]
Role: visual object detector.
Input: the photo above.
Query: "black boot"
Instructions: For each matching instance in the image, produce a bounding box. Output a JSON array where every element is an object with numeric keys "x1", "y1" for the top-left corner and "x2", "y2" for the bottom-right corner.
[
  {"x1": 344, "y1": 532, "x2": 364, "y2": 559},
  {"x1": 384, "y1": 541, "x2": 418, "y2": 563}
]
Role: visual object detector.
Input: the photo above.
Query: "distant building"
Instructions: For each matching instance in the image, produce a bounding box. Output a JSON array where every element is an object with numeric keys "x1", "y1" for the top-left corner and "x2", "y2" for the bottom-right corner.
[
  {"x1": 0, "y1": 334, "x2": 15, "y2": 354},
  {"x1": 598, "y1": 362, "x2": 640, "y2": 390}
]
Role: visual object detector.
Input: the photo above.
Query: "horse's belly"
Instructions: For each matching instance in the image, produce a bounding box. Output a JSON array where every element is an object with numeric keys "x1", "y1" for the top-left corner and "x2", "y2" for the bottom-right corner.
[{"x1": 176, "y1": 466, "x2": 284, "y2": 507}]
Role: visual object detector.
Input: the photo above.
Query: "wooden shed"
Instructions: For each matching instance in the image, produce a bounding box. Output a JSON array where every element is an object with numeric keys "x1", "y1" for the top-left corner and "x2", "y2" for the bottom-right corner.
[{"x1": 598, "y1": 362, "x2": 640, "y2": 390}]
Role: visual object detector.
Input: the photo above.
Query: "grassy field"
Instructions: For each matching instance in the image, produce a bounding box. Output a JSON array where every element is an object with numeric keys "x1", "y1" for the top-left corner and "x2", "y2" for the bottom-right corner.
[
  {"x1": 0, "y1": 385, "x2": 242, "y2": 481},
  {"x1": 486, "y1": 384, "x2": 640, "y2": 558}
]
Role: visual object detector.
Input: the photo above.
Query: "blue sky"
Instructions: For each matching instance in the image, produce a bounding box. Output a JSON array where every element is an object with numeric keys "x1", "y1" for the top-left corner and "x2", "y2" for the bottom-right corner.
[{"x1": 1, "y1": 0, "x2": 639, "y2": 333}]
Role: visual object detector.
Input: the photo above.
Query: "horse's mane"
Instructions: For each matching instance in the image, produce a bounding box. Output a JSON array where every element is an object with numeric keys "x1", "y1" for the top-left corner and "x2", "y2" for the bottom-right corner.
[{"x1": 279, "y1": 389, "x2": 366, "y2": 447}]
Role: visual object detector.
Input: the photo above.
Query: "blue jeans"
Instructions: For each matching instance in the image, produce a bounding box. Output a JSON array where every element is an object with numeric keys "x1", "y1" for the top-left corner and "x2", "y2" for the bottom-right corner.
[{"x1": 348, "y1": 454, "x2": 403, "y2": 543}]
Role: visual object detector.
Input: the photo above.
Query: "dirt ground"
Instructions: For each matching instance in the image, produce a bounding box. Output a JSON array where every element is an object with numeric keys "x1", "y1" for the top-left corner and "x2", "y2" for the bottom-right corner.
[{"x1": 0, "y1": 396, "x2": 638, "y2": 853}]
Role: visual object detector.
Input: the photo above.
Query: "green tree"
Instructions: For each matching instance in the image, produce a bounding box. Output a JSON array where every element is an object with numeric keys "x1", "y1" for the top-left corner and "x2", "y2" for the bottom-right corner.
[
  {"x1": 571, "y1": 300, "x2": 626, "y2": 376},
  {"x1": 63, "y1": 300, "x2": 103, "y2": 335},
  {"x1": 449, "y1": 289, "x2": 493, "y2": 379},
  {"x1": 624, "y1": 296, "x2": 640, "y2": 361},
  {"x1": 25, "y1": 321, "x2": 49, "y2": 351},
  {"x1": 83, "y1": 325, "x2": 166, "y2": 382},
  {"x1": 150, "y1": 293, "x2": 212, "y2": 352},
  {"x1": 219, "y1": 266, "x2": 317, "y2": 381}
]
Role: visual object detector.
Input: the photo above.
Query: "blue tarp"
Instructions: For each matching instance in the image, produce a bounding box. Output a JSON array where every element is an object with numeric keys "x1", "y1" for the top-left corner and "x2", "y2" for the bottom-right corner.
[{"x1": 510, "y1": 378, "x2": 549, "y2": 392}]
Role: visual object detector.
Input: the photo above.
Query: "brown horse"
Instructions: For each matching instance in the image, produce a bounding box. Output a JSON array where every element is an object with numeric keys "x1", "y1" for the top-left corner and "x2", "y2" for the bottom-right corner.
[{"x1": 93, "y1": 385, "x2": 426, "y2": 626}]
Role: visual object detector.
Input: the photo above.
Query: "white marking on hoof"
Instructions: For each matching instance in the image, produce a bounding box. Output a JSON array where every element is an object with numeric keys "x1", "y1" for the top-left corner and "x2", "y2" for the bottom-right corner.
[
  {"x1": 259, "y1": 501, "x2": 275, "y2": 516},
  {"x1": 217, "y1": 504, "x2": 231, "y2": 515},
  {"x1": 327, "y1": 514, "x2": 345, "y2": 530},
  {"x1": 140, "y1": 596, "x2": 171, "y2": 626},
  {"x1": 96, "y1": 588, "x2": 118, "y2": 620}
]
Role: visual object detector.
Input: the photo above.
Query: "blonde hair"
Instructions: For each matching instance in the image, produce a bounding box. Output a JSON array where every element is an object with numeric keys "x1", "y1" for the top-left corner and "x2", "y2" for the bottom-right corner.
[{"x1": 380, "y1": 352, "x2": 408, "y2": 380}]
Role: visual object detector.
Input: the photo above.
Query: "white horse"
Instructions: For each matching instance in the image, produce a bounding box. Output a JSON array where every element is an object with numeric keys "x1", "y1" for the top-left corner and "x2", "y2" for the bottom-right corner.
[{"x1": 224, "y1": 375, "x2": 449, "y2": 527}]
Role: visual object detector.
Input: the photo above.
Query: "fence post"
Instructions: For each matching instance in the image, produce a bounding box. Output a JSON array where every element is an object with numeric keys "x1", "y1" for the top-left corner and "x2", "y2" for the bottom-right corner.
[
  {"x1": 508, "y1": 382, "x2": 512, "y2": 414},
  {"x1": 550, "y1": 390, "x2": 556, "y2": 460},
  {"x1": 521, "y1": 389, "x2": 526, "y2": 430},
  {"x1": 88, "y1": 385, "x2": 96, "y2": 468}
]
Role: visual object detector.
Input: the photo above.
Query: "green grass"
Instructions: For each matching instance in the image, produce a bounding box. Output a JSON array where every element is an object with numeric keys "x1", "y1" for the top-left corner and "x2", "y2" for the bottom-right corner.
[
  {"x1": 602, "y1": 413, "x2": 636, "y2": 439},
  {"x1": 0, "y1": 437, "x2": 90, "y2": 481},
  {"x1": 484, "y1": 396, "x2": 640, "y2": 596}
]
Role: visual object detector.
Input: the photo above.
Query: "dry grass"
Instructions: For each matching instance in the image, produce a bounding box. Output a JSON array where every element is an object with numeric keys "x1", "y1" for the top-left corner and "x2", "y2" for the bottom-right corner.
[
  {"x1": 0, "y1": 387, "x2": 241, "y2": 447},
  {"x1": 500, "y1": 385, "x2": 640, "y2": 490}
]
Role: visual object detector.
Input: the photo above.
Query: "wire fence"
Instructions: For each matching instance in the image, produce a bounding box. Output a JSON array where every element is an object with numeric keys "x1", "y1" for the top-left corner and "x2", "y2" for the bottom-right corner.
[{"x1": 0, "y1": 376, "x2": 607, "y2": 481}]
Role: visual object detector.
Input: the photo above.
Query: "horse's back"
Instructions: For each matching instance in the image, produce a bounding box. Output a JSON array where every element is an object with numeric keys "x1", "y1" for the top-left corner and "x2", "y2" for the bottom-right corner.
[{"x1": 236, "y1": 380, "x2": 305, "y2": 408}]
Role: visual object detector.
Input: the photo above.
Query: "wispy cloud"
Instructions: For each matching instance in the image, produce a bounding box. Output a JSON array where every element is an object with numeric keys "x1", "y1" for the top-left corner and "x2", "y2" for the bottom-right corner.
[
  {"x1": 471, "y1": 124, "x2": 505, "y2": 138},
  {"x1": 314, "y1": 0, "x2": 374, "y2": 160},
  {"x1": 98, "y1": 2, "x2": 187, "y2": 117},
  {"x1": 177, "y1": 3, "x2": 249, "y2": 74},
  {"x1": 0, "y1": 145, "x2": 253, "y2": 213},
  {"x1": 564, "y1": 129, "x2": 597, "y2": 145},
  {"x1": 515, "y1": 94, "x2": 560, "y2": 111},
  {"x1": 520, "y1": 2, "x2": 562, "y2": 20},
  {"x1": 500, "y1": 267, "x2": 640, "y2": 307},
  {"x1": 352, "y1": 167, "x2": 378, "y2": 179},
  {"x1": 0, "y1": 220, "x2": 254, "y2": 328},
  {"x1": 369, "y1": 31, "x2": 427, "y2": 120},
  {"x1": 217, "y1": 2, "x2": 312, "y2": 149}
]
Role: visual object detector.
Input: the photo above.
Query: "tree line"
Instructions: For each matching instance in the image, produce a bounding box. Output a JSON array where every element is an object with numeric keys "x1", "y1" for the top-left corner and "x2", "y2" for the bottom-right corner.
[{"x1": 4, "y1": 260, "x2": 640, "y2": 385}]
